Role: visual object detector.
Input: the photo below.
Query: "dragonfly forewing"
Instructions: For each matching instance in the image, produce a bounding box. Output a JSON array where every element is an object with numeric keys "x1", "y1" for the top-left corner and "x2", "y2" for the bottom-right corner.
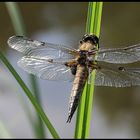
[
  {"x1": 97, "y1": 44, "x2": 140, "y2": 64},
  {"x1": 7, "y1": 36, "x2": 79, "y2": 58}
]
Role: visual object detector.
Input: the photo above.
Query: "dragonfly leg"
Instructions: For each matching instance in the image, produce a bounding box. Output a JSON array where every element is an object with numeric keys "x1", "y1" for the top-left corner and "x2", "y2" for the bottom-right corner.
[
  {"x1": 64, "y1": 60, "x2": 78, "y2": 75},
  {"x1": 88, "y1": 60, "x2": 99, "y2": 70},
  {"x1": 88, "y1": 49, "x2": 98, "y2": 55}
]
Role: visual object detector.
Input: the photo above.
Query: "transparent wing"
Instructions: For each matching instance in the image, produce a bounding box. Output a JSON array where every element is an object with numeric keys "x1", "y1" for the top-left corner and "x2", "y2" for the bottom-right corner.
[
  {"x1": 18, "y1": 56, "x2": 75, "y2": 81},
  {"x1": 97, "y1": 44, "x2": 140, "y2": 64},
  {"x1": 7, "y1": 35, "x2": 78, "y2": 60},
  {"x1": 95, "y1": 61, "x2": 140, "y2": 87}
]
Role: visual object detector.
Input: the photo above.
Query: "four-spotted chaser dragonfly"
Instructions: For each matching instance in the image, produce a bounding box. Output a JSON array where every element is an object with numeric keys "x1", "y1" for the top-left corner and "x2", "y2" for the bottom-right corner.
[{"x1": 7, "y1": 34, "x2": 140, "y2": 123}]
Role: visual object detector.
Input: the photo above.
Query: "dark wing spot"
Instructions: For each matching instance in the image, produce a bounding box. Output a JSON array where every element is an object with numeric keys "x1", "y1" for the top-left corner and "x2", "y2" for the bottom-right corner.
[
  {"x1": 16, "y1": 35, "x2": 24, "y2": 38},
  {"x1": 47, "y1": 59, "x2": 53, "y2": 63},
  {"x1": 118, "y1": 67, "x2": 125, "y2": 71},
  {"x1": 41, "y1": 41, "x2": 45, "y2": 46},
  {"x1": 16, "y1": 36, "x2": 34, "y2": 42}
]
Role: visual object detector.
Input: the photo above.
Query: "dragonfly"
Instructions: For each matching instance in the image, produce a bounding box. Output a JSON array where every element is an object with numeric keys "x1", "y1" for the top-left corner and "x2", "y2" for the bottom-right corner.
[{"x1": 7, "y1": 34, "x2": 140, "y2": 123}]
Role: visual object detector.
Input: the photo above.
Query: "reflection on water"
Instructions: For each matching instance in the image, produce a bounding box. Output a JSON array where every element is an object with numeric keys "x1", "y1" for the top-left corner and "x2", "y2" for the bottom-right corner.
[{"x1": 0, "y1": 2, "x2": 140, "y2": 138}]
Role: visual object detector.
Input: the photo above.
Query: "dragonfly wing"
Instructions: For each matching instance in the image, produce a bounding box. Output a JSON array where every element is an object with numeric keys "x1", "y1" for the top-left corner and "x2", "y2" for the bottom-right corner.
[
  {"x1": 18, "y1": 56, "x2": 75, "y2": 81},
  {"x1": 97, "y1": 44, "x2": 140, "y2": 64},
  {"x1": 7, "y1": 36, "x2": 78, "y2": 59},
  {"x1": 95, "y1": 61, "x2": 140, "y2": 87}
]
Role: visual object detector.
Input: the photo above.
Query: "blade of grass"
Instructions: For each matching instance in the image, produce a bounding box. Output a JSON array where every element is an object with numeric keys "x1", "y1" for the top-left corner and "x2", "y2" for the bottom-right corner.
[
  {"x1": 5, "y1": 2, "x2": 26, "y2": 35},
  {"x1": 30, "y1": 78, "x2": 46, "y2": 138},
  {"x1": 5, "y1": 2, "x2": 46, "y2": 138},
  {"x1": 75, "y1": 2, "x2": 103, "y2": 139},
  {"x1": 82, "y1": 2, "x2": 103, "y2": 138},
  {"x1": 74, "y1": 2, "x2": 97, "y2": 138},
  {"x1": 74, "y1": 82, "x2": 88, "y2": 138},
  {"x1": 93, "y1": 2, "x2": 103, "y2": 36},
  {"x1": 0, "y1": 52, "x2": 60, "y2": 139}
]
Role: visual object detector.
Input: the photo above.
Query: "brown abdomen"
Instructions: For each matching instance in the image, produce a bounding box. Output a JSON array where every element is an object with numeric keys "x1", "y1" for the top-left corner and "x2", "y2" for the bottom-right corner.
[{"x1": 67, "y1": 65, "x2": 88, "y2": 123}]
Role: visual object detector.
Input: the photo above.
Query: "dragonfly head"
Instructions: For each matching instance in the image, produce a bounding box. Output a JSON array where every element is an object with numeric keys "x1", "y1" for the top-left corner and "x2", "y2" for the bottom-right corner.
[{"x1": 82, "y1": 33, "x2": 99, "y2": 46}]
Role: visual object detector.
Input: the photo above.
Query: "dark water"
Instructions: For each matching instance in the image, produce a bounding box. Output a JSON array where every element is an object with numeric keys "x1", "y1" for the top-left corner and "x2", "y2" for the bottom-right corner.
[{"x1": 0, "y1": 2, "x2": 140, "y2": 138}]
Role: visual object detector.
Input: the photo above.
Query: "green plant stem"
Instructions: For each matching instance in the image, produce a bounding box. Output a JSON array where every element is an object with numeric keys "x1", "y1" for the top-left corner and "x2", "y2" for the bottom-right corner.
[
  {"x1": 5, "y1": 2, "x2": 26, "y2": 35},
  {"x1": 30, "y1": 76, "x2": 46, "y2": 138},
  {"x1": 0, "y1": 52, "x2": 60, "y2": 139},
  {"x1": 75, "y1": 2, "x2": 103, "y2": 139},
  {"x1": 75, "y1": 3, "x2": 97, "y2": 138},
  {"x1": 5, "y1": 2, "x2": 45, "y2": 138},
  {"x1": 82, "y1": 3, "x2": 103, "y2": 138}
]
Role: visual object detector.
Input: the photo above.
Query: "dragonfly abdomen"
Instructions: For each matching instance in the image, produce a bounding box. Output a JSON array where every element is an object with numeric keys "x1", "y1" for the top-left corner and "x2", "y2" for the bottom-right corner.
[{"x1": 67, "y1": 65, "x2": 88, "y2": 123}]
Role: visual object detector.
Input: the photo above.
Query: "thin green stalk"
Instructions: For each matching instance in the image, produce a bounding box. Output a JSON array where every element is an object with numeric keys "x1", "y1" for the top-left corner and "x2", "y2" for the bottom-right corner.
[
  {"x1": 74, "y1": 82, "x2": 87, "y2": 138},
  {"x1": 5, "y1": 2, "x2": 26, "y2": 35},
  {"x1": 31, "y1": 77, "x2": 46, "y2": 138},
  {"x1": 0, "y1": 52, "x2": 60, "y2": 139},
  {"x1": 75, "y1": 2, "x2": 103, "y2": 139},
  {"x1": 82, "y1": 3, "x2": 103, "y2": 138},
  {"x1": 75, "y1": 3, "x2": 97, "y2": 138},
  {"x1": 5, "y1": 2, "x2": 45, "y2": 138}
]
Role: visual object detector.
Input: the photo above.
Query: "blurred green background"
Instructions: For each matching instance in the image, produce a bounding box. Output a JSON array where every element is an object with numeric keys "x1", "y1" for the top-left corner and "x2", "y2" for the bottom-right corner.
[{"x1": 0, "y1": 2, "x2": 140, "y2": 138}]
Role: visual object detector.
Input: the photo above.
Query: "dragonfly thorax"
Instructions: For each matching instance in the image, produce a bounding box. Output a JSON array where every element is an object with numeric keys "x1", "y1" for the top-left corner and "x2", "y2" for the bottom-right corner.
[
  {"x1": 79, "y1": 42, "x2": 96, "y2": 51},
  {"x1": 77, "y1": 50, "x2": 89, "y2": 66}
]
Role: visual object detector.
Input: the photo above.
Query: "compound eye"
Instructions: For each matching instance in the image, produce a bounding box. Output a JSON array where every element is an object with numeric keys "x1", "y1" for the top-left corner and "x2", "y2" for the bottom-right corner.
[
  {"x1": 93, "y1": 35, "x2": 99, "y2": 45},
  {"x1": 82, "y1": 34, "x2": 99, "y2": 46}
]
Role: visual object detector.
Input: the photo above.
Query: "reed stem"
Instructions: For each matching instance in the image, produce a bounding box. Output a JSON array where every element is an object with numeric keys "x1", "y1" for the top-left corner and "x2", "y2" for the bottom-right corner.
[{"x1": 75, "y1": 2, "x2": 103, "y2": 138}]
